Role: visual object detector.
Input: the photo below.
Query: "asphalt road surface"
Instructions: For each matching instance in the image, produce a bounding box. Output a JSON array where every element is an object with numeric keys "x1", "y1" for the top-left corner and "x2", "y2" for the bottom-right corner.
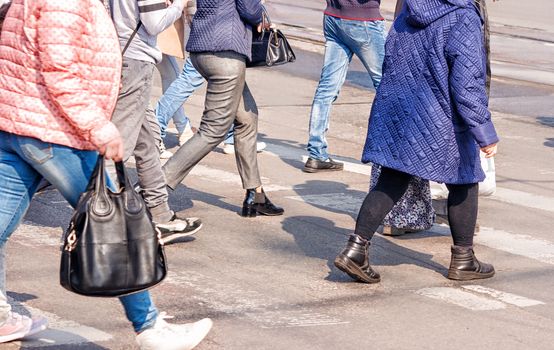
[{"x1": 5, "y1": 1, "x2": 554, "y2": 349}]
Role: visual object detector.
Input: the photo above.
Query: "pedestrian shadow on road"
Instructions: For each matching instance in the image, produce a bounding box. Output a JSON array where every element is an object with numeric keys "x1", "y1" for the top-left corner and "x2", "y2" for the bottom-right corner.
[
  {"x1": 544, "y1": 138, "x2": 554, "y2": 148},
  {"x1": 290, "y1": 180, "x2": 449, "y2": 240},
  {"x1": 280, "y1": 215, "x2": 449, "y2": 283},
  {"x1": 537, "y1": 116, "x2": 554, "y2": 128},
  {"x1": 169, "y1": 185, "x2": 243, "y2": 216}
]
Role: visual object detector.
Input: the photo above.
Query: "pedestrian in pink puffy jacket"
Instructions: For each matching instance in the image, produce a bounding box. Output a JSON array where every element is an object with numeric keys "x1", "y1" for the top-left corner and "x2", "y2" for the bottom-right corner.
[{"x1": 0, "y1": 1, "x2": 211, "y2": 348}]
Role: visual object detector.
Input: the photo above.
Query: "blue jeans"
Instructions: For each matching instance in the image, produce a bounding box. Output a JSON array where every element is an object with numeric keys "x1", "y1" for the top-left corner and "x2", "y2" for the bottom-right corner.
[
  {"x1": 307, "y1": 15, "x2": 386, "y2": 161},
  {"x1": 156, "y1": 56, "x2": 205, "y2": 139},
  {"x1": 0, "y1": 132, "x2": 158, "y2": 332},
  {"x1": 224, "y1": 127, "x2": 235, "y2": 145},
  {"x1": 157, "y1": 54, "x2": 191, "y2": 135}
]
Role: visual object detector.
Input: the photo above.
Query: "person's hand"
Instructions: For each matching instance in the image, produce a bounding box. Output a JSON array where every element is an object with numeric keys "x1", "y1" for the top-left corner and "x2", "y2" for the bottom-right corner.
[
  {"x1": 481, "y1": 143, "x2": 498, "y2": 158},
  {"x1": 257, "y1": 21, "x2": 274, "y2": 33},
  {"x1": 99, "y1": 136, "x2": 124, "y2": 162}
]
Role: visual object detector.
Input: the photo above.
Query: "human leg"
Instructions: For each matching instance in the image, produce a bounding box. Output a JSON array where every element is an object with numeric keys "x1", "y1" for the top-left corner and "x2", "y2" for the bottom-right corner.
[
  {"x1": 163, "y1": 52, "x2": 246, "y2": 189},
  {"x1": 156, "y1": 55, "x2": 189, "y2": 136},
  {"x1": 446, "y1": 183, "x2": 494, "y2": 280},
  {"x1": 156, "y1": 56, "x2": 205, "y2": 139},
  {"x1": 306, "y1": 15, "x2": 352, "y2": 166},
  {"x1": 0, "y1": 134, "x2": 41, "y2": 336},
  {"x1": 334, "y1": 167, "x2": 413, "y2": 283},
  {"x1": 343, "y1": 19, "x2": 386, "y2": 90}
]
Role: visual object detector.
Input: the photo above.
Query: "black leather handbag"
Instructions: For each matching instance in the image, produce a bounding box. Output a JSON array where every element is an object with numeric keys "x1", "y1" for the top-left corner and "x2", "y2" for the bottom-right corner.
[
  {"x1": 60, "y1": 157, "x2": 167, "y2": 297},
  {"x1": 247, "y1": 10, "x2": 296, "y2": 68}
]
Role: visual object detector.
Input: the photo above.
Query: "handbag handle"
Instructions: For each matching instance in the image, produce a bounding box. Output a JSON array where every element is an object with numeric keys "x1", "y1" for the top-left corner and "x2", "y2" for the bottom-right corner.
[
  {"x1": 257, "y1": 6, "x2": 271, "y2": 36},
  {"x1": 89, "y1": 156, "x2": 143, "y2": 216}
]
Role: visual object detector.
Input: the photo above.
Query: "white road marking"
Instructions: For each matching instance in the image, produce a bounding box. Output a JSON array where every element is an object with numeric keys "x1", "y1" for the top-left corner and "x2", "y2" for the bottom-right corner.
[
  {"x1": 9, "y1": 298, "x2": 112, "y2": 347},
  {"x1": 416, "y1": 287, "x2": 506, "y2": 311},
  {"x1": 165, "y1": 271, "x2": 348, "y2": 328},
  {"x1": 287, "y1": 193, "x2": 363, "y2": 215},
  {"x1": 461, "y1": 285, "x2": 545, "y2": 308},
  {"x1": 264, "y1": 143, "x2": 372, "y2": 176},
  {"x1": 491, "y1": 187, "x2": 554, "y2": 214},
  {"x1": 475, "y1": 227, "x2": 554, "y2": 265}
]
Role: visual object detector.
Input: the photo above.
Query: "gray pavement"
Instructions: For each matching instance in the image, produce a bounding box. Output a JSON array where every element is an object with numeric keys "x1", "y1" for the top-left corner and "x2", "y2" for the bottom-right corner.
[{"x1": 4, "y1": 2, "x2": 554, "y2": 349}]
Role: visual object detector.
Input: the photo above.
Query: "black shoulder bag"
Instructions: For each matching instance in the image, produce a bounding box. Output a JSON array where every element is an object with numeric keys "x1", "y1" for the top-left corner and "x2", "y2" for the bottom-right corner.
[
  {"x1": 247, "y1": 8, "x2": 296, "y2": 68},
  {"x1": 60, "y1": 157, "x2": 167, "y2": 297}
]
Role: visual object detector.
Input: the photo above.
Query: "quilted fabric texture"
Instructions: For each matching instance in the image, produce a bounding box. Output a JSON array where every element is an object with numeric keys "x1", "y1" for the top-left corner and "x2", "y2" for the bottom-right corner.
[
  {"x1": 0, "y1": 0, "x2": 122, "y2": 150},
  {"x1": 362, "y1": 0, "x2": 499, "y2": 184},
  {"x1": 186, "y1": 0, "x2": 263, "y2": 60}
]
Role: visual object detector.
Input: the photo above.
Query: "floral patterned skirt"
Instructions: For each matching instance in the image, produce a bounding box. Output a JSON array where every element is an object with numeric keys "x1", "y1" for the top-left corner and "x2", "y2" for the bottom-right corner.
[{"x1": 370, "y1": 165, "x2": 435, "y2": 231}]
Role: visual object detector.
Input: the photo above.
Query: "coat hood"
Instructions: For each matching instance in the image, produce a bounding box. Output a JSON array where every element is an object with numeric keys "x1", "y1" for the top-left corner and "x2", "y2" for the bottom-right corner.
[{"x1": 405, "y1": 0, "x2": 473, "y2": 28}]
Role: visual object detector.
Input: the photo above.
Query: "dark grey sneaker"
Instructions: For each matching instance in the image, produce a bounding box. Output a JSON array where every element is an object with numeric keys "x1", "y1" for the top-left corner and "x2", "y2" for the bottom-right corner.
[
  {"x1": 155, "y1": 216, "x2": 202, "y2": 245},
  {"x1": 303, "y1": 158, "x2": 344, "y2": 173}
]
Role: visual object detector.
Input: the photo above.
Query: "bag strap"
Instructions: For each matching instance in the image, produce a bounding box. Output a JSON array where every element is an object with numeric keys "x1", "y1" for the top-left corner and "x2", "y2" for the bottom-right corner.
[{"x1": 122, "y1": 20, "x2": 142, "y2": 55}]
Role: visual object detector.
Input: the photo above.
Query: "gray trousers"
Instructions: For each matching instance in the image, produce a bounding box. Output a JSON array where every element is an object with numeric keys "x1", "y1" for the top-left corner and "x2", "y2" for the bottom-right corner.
[
  {"x1": 163, "y1": 51, "x2": 262, "y2": 190},
  {"x1": 111, "y1": 58, "x2": 173, "y2": 223}
]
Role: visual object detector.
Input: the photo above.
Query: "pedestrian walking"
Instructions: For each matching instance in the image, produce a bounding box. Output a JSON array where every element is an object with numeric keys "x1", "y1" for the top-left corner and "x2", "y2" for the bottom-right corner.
[
  {"x1": 109, "y1": 0, "x2": 202, "y2": 244},
  {"x1": 334, "y1": 0, "x2": 499, "y2": 283},
  {"x1": 0, "y1": 1, "x2": 212, "y2": 348},
  {"x1": 156, "y1": 55, "x2": 204, "y2": 157},
  {"x1": 156, "y1": 54, "x2": 197, "y2": 159},
  {"x1": 303, "y1": 0, "x2": 386, "y2": 173},
  {"x1": 153, "y1": 0, "x2": 267, "y2": 157},
  {"x1": 162, "y1": 0, "x2": 284, "y2": 218}
]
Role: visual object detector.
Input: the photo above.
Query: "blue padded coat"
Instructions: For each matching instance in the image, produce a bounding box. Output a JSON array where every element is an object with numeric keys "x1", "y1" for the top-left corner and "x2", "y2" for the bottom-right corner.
[
  {"x1": 362, "y1": 0, "x2": 499, "y2": 184},
  {"x1": 186, "y1": 0, "x2": 263, "y2": 60}
]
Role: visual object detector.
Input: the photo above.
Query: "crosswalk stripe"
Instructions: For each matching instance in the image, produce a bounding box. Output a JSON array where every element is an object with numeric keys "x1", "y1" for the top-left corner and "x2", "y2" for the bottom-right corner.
[
  {"x1": 416, "y1": 286, "x2": 545, "y2": 311},
  {"x1": 416, "y1": 287, "x2": 506, "y2": 311},
  {"x1": 461, "y1": 285, "x2": 545, "y2": 307},
  {"x1": 491, "y1": 187, "x2": 554, "y2": 214},
  {"x1": 9, "y1": 298, "x2": 112, "y2": 347}
]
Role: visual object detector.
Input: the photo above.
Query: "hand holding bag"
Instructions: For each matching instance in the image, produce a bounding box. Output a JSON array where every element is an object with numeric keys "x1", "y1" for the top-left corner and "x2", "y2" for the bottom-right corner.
[
  {"x1": 60, "y1": 157, "x2": 167, "y2": 297},
  {"x1": 247, "y1": 8, "x2": 296, "y2": 68}
]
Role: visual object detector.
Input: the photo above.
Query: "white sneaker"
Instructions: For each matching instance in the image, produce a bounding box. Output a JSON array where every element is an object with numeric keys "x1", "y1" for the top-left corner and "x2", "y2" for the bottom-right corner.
[
  {"x1": 222, "y1": 143, "x2": 235, "y2": 154},
  {"x1": 256, "y1": 141, "x2": 267, "y2": 153},
  {"x1": 178, "y1": 127, "x2": 195, "y2": 146},
  {"x1": 222, "y1": 141, "x2": 267, "y2": 155},
  {"x1": 0, "y1": 312, "x2": 32, "y2": 343},
  {"x1": 28, "y1": 315, "x2": 48, "y2": 337},
  {"x1": 136, "y1": 315, "x2": 213, "y2": 350},
  {"x1": 159, "y1": 142, "x2": 173, "y2": 160}
]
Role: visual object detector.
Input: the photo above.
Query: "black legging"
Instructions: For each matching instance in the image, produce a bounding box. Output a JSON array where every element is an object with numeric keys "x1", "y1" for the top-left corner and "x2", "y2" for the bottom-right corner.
[{"x1": 355, "y1": 167, "x2": 478, "y2": 247}]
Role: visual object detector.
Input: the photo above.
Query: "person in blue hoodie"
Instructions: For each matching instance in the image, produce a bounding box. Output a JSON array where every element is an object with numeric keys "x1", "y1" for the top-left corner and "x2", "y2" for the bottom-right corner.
[{"x1": 334, "y1": 0, "x2": 499, "y2": 283}]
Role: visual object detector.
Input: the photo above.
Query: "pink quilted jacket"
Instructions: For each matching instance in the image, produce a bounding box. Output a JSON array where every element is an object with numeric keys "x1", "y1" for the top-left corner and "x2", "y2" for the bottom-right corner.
[{"x1": 0, "y1": 0, "x2": 122, "y2": 150}]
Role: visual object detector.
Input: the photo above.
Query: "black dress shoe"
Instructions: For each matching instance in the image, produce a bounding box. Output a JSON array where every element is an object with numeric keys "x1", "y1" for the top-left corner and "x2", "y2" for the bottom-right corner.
[
  {"x1": 334, "y1": 235, "x2": 380, "y2": 283},
  {"x1": 242, "y1": 189, "x2": 284, "y2": 217},
  {"x1": 303, "y1": 158, "x2": 344, "y2": 173},
  {"x1": 447, "y1": 245, "x2": 495, "y2": 281}
]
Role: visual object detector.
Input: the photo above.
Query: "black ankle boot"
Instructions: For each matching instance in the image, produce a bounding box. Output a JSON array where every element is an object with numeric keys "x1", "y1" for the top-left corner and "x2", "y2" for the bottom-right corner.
[
  {"x1": 334, "y1": 235, "x2": 380, "y2": 283},
  {"x1": 241, "y1": 189, "x2": 284, "y2": 217},
  {"x1": 447, "y1": 245, "x2": 495, "y2": 281}
]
